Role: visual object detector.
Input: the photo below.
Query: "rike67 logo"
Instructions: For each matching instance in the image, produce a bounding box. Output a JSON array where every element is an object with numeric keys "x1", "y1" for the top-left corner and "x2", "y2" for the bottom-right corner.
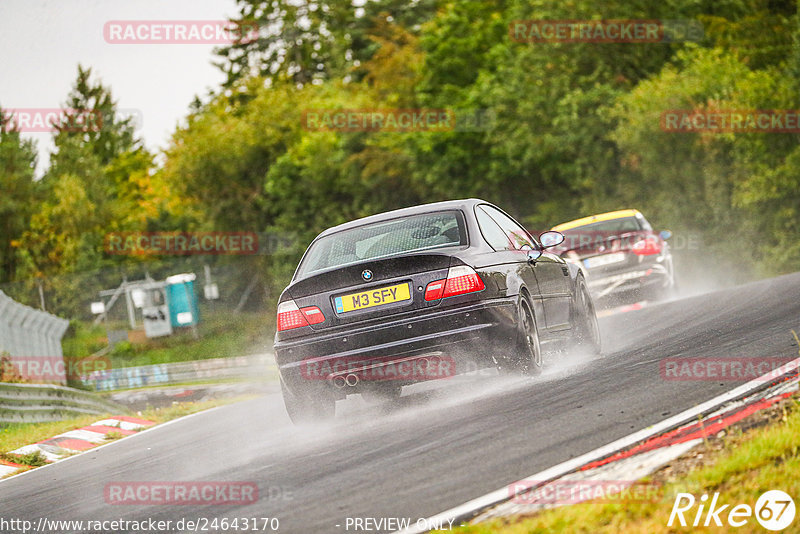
[{"x1": 669, "y1": 490, "x2": 795, "y2": 531}]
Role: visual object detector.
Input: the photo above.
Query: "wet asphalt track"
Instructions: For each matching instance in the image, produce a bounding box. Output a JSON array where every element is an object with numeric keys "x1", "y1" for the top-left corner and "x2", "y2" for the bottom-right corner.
[{"x1": 2, "y1": 272, "x2": 800, "y2": 533}]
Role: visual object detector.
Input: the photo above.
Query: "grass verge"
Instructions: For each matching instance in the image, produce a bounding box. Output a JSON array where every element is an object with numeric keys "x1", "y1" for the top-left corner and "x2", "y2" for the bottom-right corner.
[
  {"x1": 0, "y1": 414, "x2": 110, "y2": 455},
  {"x1": 443, "y1": 393, "x2": 799, "y2": 534}
]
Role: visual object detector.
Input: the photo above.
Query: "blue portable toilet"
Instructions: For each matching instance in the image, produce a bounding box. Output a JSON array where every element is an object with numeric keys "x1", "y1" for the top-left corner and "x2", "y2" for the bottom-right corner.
[{"x1": 165, "y1": 273, "x2": 200, "y2": 328}]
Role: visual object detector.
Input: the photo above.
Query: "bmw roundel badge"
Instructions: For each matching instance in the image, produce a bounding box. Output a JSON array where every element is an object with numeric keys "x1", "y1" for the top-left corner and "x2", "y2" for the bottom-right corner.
[{"x1": 361, "y1": 269, "x2": 373, "y2": 281}]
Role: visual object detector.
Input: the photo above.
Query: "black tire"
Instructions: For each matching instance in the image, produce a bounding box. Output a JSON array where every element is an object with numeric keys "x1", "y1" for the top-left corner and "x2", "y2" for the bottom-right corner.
[
  {"x1": 573, "y1": 276, "x2": 601, "y2": 355},
  {"x1": 502, "y1": 296, "x2": 543, "y2": 376},
  {"x1": 280, "y1": 379, "x2": 335, "y2": 424}
]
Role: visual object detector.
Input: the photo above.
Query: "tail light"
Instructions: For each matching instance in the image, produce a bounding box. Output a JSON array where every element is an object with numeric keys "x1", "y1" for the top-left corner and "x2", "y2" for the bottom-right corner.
[
  {"x1": 277, "y1": 300, "x2": 325, "y2": 331},
  {"x1": 301, "y1": 306, "x2": 325, "y2": 325},
  {"x1": 425, "y1": 265, "x2": 485, "y2": 301},
  {"x1": 424, "y1": 280, "x2": 446, "y2": 301},
  {"x1": 632, "y1": 238, "x2": 661, "y2": 256}
]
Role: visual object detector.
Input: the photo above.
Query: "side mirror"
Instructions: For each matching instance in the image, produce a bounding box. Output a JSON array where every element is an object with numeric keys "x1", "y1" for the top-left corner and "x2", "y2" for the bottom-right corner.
[
  {"x1": 527, "y1": 249, "x2": 542, "y2": 264},
  {"x1": 539, "y1": 230, "x2": 565, "y2": 248},
  {"x1": 659, "y1": 230, "x2": 672, "y2": 240}
]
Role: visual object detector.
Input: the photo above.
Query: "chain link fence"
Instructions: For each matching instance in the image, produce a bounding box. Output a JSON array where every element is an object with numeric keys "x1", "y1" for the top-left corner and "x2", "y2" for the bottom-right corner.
[
  {"x1": 0, "y1": 255, "x2": 282, "y2": 323},
  {"x1": 0, "y1": 232, "x2": 306, "y2": 390},
  {"x1": 0, "y1": 290, "x2": 70, "y2": 384}
]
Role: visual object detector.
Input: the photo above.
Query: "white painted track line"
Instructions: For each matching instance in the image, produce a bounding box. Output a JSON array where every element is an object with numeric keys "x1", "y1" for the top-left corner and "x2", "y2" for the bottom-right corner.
[{"x1": 394, "y1": 357, "x2": 800, "y2": 533}]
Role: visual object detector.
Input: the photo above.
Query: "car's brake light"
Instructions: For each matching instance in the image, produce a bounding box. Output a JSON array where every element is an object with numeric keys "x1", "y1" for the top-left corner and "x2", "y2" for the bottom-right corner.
[
  {"x1": 425, "y1": 265, "x2": 485, "y2": 301},
  {"x1": 424, "y1": 280, "x2": 446, "y2": 301},
  {"x1": 301, "y1": 306, "x2": 325, "y2": 325},
  {"x1": 632, "y1": 238, "x2": 661, "y2": 256},
  {"x1": 443, "y1": 265, "x2": 485, "y2": 297},
  {"x1": 277, "y1": 300, "x2": 306, "y2": 331},
  {"x1": 277, "y1": 300, "x2": 326, "y2": 331}
]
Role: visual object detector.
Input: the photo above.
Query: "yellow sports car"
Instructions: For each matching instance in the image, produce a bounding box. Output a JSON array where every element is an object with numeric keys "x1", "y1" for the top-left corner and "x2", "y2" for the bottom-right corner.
[{"x1": 550, "y1": 209, "x2": 676, "y2": 302}]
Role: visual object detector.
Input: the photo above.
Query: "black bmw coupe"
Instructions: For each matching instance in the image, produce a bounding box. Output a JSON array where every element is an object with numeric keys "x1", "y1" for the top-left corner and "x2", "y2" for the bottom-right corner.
[{"x1": 274, "y1": 199, "x2": 600, "y2": 423}]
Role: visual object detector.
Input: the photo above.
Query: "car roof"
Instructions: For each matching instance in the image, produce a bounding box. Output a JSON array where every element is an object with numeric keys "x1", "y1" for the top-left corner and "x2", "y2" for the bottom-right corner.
[
  {"x1": 551, "y1": 209, "x2": 642, "y2": 232},
  {"x1": 315, "y1": 198, "x2": 489, "y2": 238}
]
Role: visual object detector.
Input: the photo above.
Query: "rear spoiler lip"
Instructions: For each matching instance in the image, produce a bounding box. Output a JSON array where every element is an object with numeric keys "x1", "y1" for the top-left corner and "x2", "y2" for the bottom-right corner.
[
  {"x1": 289, "y1": 245, "x2": 467, "y2": 285},
  {"x1": 284, "y1": 250, "x2": 462, "y2": 300}
]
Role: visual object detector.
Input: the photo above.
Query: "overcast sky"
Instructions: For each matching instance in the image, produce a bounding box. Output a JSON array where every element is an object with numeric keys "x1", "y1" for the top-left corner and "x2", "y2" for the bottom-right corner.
[{"x1": 0, "y1": 0, "x2": 240, "y2": 174}]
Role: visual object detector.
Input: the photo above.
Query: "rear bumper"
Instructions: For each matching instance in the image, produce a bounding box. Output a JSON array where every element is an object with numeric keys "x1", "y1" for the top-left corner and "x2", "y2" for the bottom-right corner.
[
  {"x1": 275, "y1": 298, "x2": 517, "y2": 397},
  {"x1": 587, "y1": 262, "x2": 671, "y2": 298}
]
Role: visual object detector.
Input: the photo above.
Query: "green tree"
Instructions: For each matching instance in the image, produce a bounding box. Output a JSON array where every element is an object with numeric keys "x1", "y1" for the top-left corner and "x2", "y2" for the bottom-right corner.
[
  {"x1": 0, "y1": 109, "x2": 38, "y2": 283},
  {"x1": 214, "y1": 0, "x2": 438, "y2": 88},
  {"x1": 51, "y1": 65, "x2": 139, "y2": 168},
  {"x1": 18, "y1": 67, "x2": 157, "y2": 279}
]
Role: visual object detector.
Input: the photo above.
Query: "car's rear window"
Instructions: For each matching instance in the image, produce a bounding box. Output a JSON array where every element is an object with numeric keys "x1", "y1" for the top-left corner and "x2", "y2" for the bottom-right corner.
[
  {"x1": 296, "y1": 211, "x2": 467, "y2": 278},
  {"x1": 561, "y1": 216, "x2": 642, "y2": 237}
]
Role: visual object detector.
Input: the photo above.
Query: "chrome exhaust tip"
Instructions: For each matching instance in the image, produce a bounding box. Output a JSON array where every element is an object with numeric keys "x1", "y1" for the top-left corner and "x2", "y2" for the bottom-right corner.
[
  {"x1": 332, "y1": 375, "x2": 347, "y2": 388},
  {"x1": 345, "y1": 373, "x2": 359, "y2": 387}
]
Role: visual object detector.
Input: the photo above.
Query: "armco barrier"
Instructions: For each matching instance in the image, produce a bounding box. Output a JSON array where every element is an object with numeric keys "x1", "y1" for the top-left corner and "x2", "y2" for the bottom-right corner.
[
  {"x1": 80, "y1": 353, "x2": 277, "y2": 391},
  {"x1": 0, "y1": 382, "x2": 126, "y2": 423},
  {"x1": 0, "y1": 290, "x2": 70, "y2": 384}
]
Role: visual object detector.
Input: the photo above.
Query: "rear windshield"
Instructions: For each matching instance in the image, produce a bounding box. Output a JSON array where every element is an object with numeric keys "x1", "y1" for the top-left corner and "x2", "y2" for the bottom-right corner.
[
  {"x1": 561, "y1": 216, "x2": 642, "y2": 237},
  {"x1": 296, "y1": 211, "x2": 467, "y2": 278}
]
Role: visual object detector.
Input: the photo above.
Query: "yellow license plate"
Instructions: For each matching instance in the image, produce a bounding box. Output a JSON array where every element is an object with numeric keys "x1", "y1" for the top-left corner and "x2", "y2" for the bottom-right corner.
[{"x1": 334, "y1": 283, "x2": 411, "y2": 314}]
